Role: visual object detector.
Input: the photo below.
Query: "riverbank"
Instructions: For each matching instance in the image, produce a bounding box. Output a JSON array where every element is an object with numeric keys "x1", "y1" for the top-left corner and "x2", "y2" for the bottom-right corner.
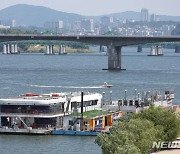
[{"x1": 22, "y1": 45, "x2": 94, "y2": 53}]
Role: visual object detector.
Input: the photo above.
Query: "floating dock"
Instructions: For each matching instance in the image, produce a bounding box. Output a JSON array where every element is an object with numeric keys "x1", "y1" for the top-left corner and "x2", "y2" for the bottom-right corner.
[
  {"x1": 51, "y1": 130, "x2": 99, "y2": 136},
  {"x1": 0, "y1": 127, "x2": 51, "y2": 135}
]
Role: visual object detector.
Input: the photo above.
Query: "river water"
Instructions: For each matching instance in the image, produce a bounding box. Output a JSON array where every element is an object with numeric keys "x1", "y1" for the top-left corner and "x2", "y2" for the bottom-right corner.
[{"x1": 0, "y1": 47, "x2": 180, "y2": 153}]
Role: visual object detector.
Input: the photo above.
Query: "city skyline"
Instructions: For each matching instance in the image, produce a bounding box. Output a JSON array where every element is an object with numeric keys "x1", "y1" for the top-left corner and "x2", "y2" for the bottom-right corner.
[{"x1": 0, "y1": 0, "x2": 179, "y2": 16}]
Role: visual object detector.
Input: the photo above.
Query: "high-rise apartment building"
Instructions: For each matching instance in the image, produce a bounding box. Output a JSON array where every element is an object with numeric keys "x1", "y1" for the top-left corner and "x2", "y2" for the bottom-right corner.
[
  {"x1": 44, "y1": 20, "x2": 64, "y2": 32},
  {"x1": 58, "y1": 20, "x2": 63, "y2": 29},
  {"x1": 101, "y1": 16, "x2": 114, "y2": 26},
  {"x1": 150, "y1": 14, "x2": 159, "y2": 22},
  {"x1": 141, "y1": 8, "x2": 149, "y2": 22},
  {"x1": 72, "y1": 21, "x2": 81, "y2": 32},
  {"x1": 81, "y1": 19, "x2": 94, "y2": 32},
  {"x1": 11, "y1": 20, "x2": 16, "y2": 27}
]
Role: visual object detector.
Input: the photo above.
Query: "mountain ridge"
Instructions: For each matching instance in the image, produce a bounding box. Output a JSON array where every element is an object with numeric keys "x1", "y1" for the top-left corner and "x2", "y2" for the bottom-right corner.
[
  {"x1": 0, "y1": 4, "x2": 179, "y2": 27},
  {"x1": 0, "y1": 4, "x2": 85, "y2": 27}
]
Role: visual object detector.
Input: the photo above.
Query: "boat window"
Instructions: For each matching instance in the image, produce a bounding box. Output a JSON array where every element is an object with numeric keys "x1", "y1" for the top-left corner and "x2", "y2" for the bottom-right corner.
[
  {"x1": 129, "y1": 100, "x2": 133, "y2": 106},
  {"x1": 71, "y1": 102, "x2": 77, "y2": 108},
  {"x1": 85, "y1": 101, "x2": 91, "y2": 106},
  {"x1": 99, "y1": 119, "x2": 102, "y2": 124},
  {"x1": 92, "y1": 100, "x2": 98, "y2": 105}
]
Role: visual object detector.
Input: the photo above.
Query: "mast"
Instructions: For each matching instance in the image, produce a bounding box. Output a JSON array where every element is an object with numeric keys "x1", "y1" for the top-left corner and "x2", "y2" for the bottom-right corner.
[{"x1": 80, "y1": 91, "x2": 84, "y2": 131}]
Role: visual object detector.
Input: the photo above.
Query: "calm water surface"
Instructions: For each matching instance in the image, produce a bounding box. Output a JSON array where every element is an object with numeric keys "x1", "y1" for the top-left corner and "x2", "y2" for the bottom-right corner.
[{"x1": 0, "y1": 47, "x2": 180, "y2": 153}]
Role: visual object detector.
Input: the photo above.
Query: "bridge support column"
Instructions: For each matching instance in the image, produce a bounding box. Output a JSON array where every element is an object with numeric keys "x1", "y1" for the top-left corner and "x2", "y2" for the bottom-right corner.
[
  {"x1": 108, "y1": 46, "x2": 122, "y2": 70},
  {"x1": 59, "y1": 45, "x2": 66, "y2": 54},
  {"x1": 51, "y1": 45, "x2": 54, "y2": 54},
  {"x1": 3, "y1": 44, "x2": 7, "y2": 54},
  {"x1": 10, "y1": 44, "x2": 15, "y2": 54},
  {"x1": 7, "y1": 44, "x2": 10, "y2": 54},
  {"x1": 45, "y1": 45, "x2": 54, "y2": 55},
  {"x1": 59, "y1": 45, "x2": 62, "y2": 54},
  {"x1": 45, "y1": 45, "x2": 50, "y2": 54},
  {"x1": 14, "y1": 44, "x2": 19, "y2": 54},
  {"x1": 49, "y1": 45, "x2": 53, "y2": 54},
  {"x1": 175, "y1": 46, "x2": 180, "y2": 53},
  {"x1": 100, "y1": 45, "x2": 105, "y2": 52},
  {"x1": 137, "y1": 46, "x2": 142, "y2": 52}
]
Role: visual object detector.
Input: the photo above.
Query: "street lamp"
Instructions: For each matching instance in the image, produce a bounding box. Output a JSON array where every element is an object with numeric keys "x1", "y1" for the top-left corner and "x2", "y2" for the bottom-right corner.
[
  {"x1": 148, "y1": 91, "x2": 151, "y2": 99},
  {"x1": 124, "y1": 90, "x2": 127, "y2": 100},
  {"x1": 138, "y1": 93, "x2": 140, "y2": 101},
  {"x1": 102, "y1": 92, "x2": 105, "y2": 106},
  {"x1": 110, "y1": 91, "x2": 112, "y2": 105},
  {"x1": 134, "y1": 89, "x2": 137, "y2": 100}
]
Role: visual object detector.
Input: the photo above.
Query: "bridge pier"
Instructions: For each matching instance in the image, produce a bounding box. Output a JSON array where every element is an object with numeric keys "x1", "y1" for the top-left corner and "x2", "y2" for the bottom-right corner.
[
  {"x1": 45, "y1": 45, "x2": 50, "y2": 54},
  {"x1": 11, "y1": 44, "x2": 15, "y2": 53},
  {"x1": 3, "y1": 44, "x2": 19, "y2": 54},
  {"x1": 45, "y1": 45, "x2": 55, "y2": 55},
  {"x1": 108, "y1": 46, "x2": 122, "y2": 70},
  {"x1": 175, "y1": 46, "x2": 180, "y2": 53},
  {"x1": 14, "y1": 44, "x2": 18, "y2": 54},
  {"x1": 137, "y1": 46, "x2": 142, "y2": 52},
  {"x1": 59, "y1": 45, "x2": 67, "y2": 54},
  {"x1": 100, "y1": 45, "x2": 105, "y2": 52},
  {"x1": 49, "y1": 45, "x2": 54, "y2": 54},
  {"x1": 3, "y1": 44, "x2": 7, "y2": 54},
  {"x1": 7, "y1": 44, "x2": 10, "y2": 54},
  {"x1": 10, "y1": 44, "x2": 19, "y2": 54}
]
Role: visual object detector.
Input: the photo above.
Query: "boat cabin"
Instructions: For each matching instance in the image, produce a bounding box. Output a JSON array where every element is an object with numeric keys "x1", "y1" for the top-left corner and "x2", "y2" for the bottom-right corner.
[{"x1": 0, "y1": 92, "x2": 102, "y2": 133}]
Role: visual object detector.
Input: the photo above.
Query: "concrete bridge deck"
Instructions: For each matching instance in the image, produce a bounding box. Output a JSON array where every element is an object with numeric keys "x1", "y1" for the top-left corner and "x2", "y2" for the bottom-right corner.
[
  {"x1": 0, "y1": 35, "x2": 180, "y2": 46},
  {"x1": 1, "y1": 34, "x2": 180, "y2": 70}
]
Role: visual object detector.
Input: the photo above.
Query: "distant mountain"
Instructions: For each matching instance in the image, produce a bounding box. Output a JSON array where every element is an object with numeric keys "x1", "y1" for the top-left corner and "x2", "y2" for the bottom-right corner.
[
  {"x1": 0, "y1": 4, "x2": 85, "y2": 27},
  {"x1": 158, "y1": 15, "x2": 180, "y2": 22},
  {"x1": 0, "y1": 4, "x2": 179, "y2": 27}
]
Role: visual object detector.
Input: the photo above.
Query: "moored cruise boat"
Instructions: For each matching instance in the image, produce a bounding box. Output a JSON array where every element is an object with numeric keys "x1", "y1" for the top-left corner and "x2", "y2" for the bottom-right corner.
[
  {"x1": 0, "y1": 92, "x2": 102, "y2": 135},
  {"x1": 0, "y1": 89, "x2": 174, "y2": 135}
]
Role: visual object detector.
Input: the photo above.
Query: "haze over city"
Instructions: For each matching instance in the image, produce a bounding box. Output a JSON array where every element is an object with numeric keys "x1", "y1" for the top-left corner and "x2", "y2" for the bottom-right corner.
[{"x1": 0, "y1": 0, "x2": 179, "y2": 16}]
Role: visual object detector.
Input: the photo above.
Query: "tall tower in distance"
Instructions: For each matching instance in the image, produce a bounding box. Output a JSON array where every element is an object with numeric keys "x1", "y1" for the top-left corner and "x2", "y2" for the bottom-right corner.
[
  {"x1": 11, "y1": 20, "x2": 16, "y2": 27},
  {"x1": 141, "y1": 8, "x2": 149, "y2": 22}
]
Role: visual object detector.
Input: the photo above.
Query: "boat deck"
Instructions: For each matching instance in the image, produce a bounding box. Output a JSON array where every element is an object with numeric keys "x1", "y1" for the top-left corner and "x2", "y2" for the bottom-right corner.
[{"x1": 0, "y1": 127, "x2": 51, "y2": 135}]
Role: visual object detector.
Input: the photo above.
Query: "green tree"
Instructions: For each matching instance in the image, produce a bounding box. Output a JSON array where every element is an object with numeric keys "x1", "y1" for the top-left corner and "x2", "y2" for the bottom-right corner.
[
  {"x1": 95, "y1": 118, "x2": 159, "y2": 154},
  {"x1": 135, "y1": 106, "x2": 180, "y2": 141},
  {"x1": 95, "y1": 129, "x2": 140, "y2": 154},
  {"x1": 95, "y1": 106, "x2": 180, "y2": 153}
]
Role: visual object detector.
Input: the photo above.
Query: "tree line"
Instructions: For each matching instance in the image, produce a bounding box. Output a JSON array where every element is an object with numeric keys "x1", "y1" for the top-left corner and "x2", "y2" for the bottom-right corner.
[{"x1": 95, "y1": 106, "x2": 180, "y2": 154}]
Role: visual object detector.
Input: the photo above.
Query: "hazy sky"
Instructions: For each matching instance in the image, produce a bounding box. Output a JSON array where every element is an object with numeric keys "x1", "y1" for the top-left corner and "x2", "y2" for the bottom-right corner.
[{"x1": 0, "y1": 0, "x2": 179, "y2": 16}]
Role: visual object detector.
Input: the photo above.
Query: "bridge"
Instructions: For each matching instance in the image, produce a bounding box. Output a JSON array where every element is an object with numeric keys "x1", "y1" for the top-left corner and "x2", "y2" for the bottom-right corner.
[{"x1": 1, "y1": 34, "x2": 180, "y2": 70}]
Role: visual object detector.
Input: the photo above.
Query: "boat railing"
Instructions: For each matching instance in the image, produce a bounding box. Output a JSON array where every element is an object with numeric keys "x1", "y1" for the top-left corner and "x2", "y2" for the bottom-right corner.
[
  {"x1": 0, "y1": 123, "x2": 56, "y2": 130},
  {"x1": 0, "y1": 109, "x2": 64, "y2": 116}
]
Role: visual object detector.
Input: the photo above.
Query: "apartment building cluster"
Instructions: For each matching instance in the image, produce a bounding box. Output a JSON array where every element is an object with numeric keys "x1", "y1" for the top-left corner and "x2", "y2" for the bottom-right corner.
[
  {"x1": 0, "y1": 19, "x2": 16, "y2": 29},
  {"x1": 0, "y1": 9, "x2": 177, "y2": 36},
  {"x1": 45, "y1": 9, "x2": 176, "y2": 36},
  {"x1": 75, "y1": 9, "x2": 176, "y2": 36}
]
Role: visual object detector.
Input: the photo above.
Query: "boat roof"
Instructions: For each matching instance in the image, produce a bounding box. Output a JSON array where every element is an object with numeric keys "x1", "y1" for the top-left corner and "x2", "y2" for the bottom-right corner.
[{"x1": 0, "y1": 92, "x2": 102, "y2": 105}]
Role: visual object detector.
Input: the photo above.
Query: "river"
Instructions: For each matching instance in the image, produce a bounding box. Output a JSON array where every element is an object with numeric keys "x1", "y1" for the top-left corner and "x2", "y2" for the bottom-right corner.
[{"x1": 0, "y1": 47, "x2": 180, "y2": 153}]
